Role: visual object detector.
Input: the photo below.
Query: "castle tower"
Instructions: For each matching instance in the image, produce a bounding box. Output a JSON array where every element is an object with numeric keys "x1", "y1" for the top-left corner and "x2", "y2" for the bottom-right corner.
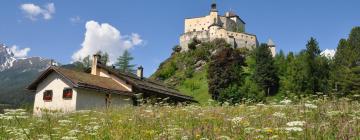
[
  {"x1": 267, "y1": 39, "x2": 276, "y2": 57},
  {"x1": 209, "y1": 2, "x2": 220, "y2": 26},
  {"x1": 210, "y1": 2, "x2": 218, "y2": 12}
]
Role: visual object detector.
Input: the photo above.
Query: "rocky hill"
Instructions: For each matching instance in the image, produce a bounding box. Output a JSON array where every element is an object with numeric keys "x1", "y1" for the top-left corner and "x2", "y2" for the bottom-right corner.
[
  {"x1": 151, "y1": 39, "x2": 233, "y2": 103},
  {"x1": 0, "y1": 44, "x2": 52, "y2": 105}
]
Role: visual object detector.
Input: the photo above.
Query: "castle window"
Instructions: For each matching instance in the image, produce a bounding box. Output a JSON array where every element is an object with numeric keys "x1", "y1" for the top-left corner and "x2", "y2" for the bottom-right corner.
[
  {"x1": 193, "y1": 29, "x2": 196, "y2": 32},
  {"x1": 63, "y1": 88, "x2": 73, "y2": 99},
  {"x1": 202, "y1": 28, "x2": 204, "y2": 30},
  {"x1": 43, "y1": 90, "x2": 53, "y2": 101}
]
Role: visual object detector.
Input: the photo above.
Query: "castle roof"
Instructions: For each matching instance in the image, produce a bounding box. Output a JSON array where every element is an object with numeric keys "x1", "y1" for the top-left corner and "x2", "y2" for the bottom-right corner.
[{"x1": 267, "y1": 39, "x2": 275, "y2": 46}]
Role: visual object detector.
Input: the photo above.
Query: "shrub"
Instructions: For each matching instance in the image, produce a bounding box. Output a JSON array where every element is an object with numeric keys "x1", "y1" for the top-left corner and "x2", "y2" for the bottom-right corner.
[
  {"x1": 208, "y1": 47, "x2": 245, "y2": 101},
  {"x1": 188, "y1": 37, "x2": 201, "y2": 50},
  {"x1": 155, "y1": 61, "x2": 177, "y2": 80}
]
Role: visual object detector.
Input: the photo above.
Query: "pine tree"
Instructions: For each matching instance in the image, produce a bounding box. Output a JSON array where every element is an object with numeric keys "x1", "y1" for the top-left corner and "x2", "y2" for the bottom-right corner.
[
  {"x1": 332, "y1": 27, "x2": 360, "y2": 95},
  {"x1": 93, "y1": 51, "x2": 110, "y2": 65},
  {"x1": 240, "y1": 51, "x2": 266, "y2": 101},
  {"x1": 72, "y1": 55, "x2": 91, "y2": 72},
  {"x1": 274, "y1": 50, "x2": 287, "y2": 77},
  {"x1": 252, "y1": 44, "x2": 279, "y2": 96},
  {"x1": 115, "y1": 50, "x2": 136, "y2": 73},
  {"x1": 304, "y1": 37, "x2": 323, "y2": 94},
  {"x1": 82, "y1": 55, "x2": 91, "y2": 68}
]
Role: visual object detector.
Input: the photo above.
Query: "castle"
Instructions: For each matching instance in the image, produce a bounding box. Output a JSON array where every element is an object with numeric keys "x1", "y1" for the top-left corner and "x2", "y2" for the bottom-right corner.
[{"x1": 179, "y1": 3, "x2": 276, "y2": 56}]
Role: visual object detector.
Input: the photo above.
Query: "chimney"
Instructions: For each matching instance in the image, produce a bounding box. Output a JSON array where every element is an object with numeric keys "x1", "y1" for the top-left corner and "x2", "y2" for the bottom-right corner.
[
  {"x1": 91, "y1": 54, "x2": 101, "y2": 75},
  {"x1": 137, "y1": 66, "x2": 144, "y2": 79},
  {"x1": 50, "y1": 59, "x2": 54, "y2": 66}
]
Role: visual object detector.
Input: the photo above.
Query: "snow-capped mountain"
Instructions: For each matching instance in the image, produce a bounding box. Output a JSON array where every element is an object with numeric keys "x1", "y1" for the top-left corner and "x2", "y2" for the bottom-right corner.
[
  {"x1": 0, "y1": 44, "x2": 16, "y2": 71},
  {"x1": 0, "y1": 44, "x2": 52, "y2": 105},
  {"x1": 321, "y1": 49, "x2": 336, "y2": 59},
  {"x1": 0, "y1": 44, "x2": 51, "y2": 72}
]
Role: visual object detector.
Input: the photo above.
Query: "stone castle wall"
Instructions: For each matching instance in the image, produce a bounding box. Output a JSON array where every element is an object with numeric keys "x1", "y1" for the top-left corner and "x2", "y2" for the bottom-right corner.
[{"x1": 180, "y1": 27, "x2": 257, "y2": 51}]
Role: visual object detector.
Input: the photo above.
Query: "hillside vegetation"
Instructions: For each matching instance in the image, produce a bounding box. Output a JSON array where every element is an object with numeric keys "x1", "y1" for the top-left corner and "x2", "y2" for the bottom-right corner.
[
  {"x1": 151, "y1": 39, "x2": 227, "y2": 104},
  {"x1": 152, "y1": 27, "x2": 360, "y2": 104},
  {"x1": 1, "y1": 98, "x2": 359, "y2": 139}
]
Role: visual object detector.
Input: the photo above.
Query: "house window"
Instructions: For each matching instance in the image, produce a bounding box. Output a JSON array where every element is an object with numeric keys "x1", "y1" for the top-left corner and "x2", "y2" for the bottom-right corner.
[
  {"x1": 43, "y1": 90, "x2": 53, "y2": 101},
  {"x1": 63, "y1": 88, "x2": 73, "y2": 99}
]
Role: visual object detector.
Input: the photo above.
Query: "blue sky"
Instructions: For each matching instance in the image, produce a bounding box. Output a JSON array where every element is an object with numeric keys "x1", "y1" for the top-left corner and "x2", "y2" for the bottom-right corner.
[{"x1": 0, "y1": 0, "x2": 359, "y2": 76}]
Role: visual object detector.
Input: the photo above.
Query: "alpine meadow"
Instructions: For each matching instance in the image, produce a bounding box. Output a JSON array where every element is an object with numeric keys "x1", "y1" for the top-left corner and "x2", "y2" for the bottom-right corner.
[{"x1": 0, "y1": 1, "x2": 360, "y2": 139}]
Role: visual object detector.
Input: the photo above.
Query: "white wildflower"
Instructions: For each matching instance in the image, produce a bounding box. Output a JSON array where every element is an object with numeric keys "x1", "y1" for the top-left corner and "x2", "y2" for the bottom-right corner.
[
  {"x1": 304, "y1": 103, "x2": 318, "y2": 109},
  {"x1": 327, "y1": 111, "x2": 343, "y2": 117},
  {"x1": 272, "y1": 105, "x2": 286, "y2": 108},
  {"x1": 61, "y1": 136, "x2": 78, "y2": 140},
  {"x1": 273, "y1": 112, "x2": 286, "y2": 118},
  {"x1": 231, "y1": 117, "x2": 243, "y2": 125},
  {"x1": 353, "y1": 94, "x2": 360, "y2": 97},
  {"x1": 270, "y1": 135, "x2": 279, "y2": 139},
  {"x1": 286, "y1": 121, "x2": 306, "y2": 127},
  {"x1": 280, "y1": 99, "x2": 292, "y2": 105},
  {"x1": 217, "y1": 136, "x2": 231, "y2": 140},
  {"x1": 58, "y1": 119, "x2": 72, "y2": 123},
  {"x1": 284, "y1": 127, "x2": 303, "y2": 132},
  {"x1": 67, "y1": 129, "x2": 82, "y2": 136},
  {"x1": 181, "y1": 135, "x2": 189, "y2": 140},
  {"x1": 255, "y1": 135, "x2": 264, "y2": 139},
  {"x1": 144, "y1": 109, "x2": 153, "y2": 113},
  {"x1": 244, "y1": 127, "x2": 255, "y2": 134}
]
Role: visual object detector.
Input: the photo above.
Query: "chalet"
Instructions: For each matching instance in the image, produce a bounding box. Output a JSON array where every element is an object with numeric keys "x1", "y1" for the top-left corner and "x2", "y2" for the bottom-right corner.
[{"x1": 27, "y1": 55, "x2": 195, "y2": 114}]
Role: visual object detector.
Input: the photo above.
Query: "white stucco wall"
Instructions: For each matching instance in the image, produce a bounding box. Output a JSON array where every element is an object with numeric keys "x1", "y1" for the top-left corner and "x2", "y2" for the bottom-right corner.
[
  {"x1": 33, "y1": 71, "x2": 133, "y2": 115},
  {"x1": 33, "y1": 72, "x2": 77, "y2": 115},
  {"x1": 75, "y1": 89, "x2": 132, "y2": 110}
]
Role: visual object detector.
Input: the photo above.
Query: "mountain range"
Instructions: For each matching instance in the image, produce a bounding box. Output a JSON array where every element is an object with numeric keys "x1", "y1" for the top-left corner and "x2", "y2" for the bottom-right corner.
[{"x1": 0, "y1": 44, "x2": 51, "y2": 105}]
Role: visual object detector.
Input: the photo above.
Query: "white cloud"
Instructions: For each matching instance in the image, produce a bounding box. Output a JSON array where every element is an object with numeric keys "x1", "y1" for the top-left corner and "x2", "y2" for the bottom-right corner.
[
  {"x1": 70, "y1": 16, "x2": 81, "y2": 23},
  {"x1": 72, "y1": 20, "x2": 143, "y2": 64},
  {"x1": 10, "y1": 45, "x2": 31, "y2": 58},
  {"x1": 20, "y1": 3, "x2": 55, "y2": 20},
  {"x1": 321, "y1": 49, "x2": 336, "y2": 59},
  {"x1": 131, "y1": 33, "x2": 143, "y2": 45}
]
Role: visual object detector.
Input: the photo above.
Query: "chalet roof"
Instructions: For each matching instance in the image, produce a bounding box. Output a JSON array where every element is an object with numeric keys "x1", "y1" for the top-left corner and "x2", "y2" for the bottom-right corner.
[
  {"x1": 27, "y1": 66, "x2": 133, "y2": 96},
  {"x1": 28, "y1": 65, "x2": 196, "y2": 102},
  {"x1": 94, "y1": 63, "x2": 196, "y2": 102}
]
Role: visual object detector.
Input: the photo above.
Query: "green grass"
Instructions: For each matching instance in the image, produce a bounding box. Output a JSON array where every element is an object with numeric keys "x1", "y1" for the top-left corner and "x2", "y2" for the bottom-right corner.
[
  {"x1": 176, "y1": 70, "x2": 211, "y2": 105},
  {"x1": 1, "y1": 98, "x2": 360, "y2": 139}
]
